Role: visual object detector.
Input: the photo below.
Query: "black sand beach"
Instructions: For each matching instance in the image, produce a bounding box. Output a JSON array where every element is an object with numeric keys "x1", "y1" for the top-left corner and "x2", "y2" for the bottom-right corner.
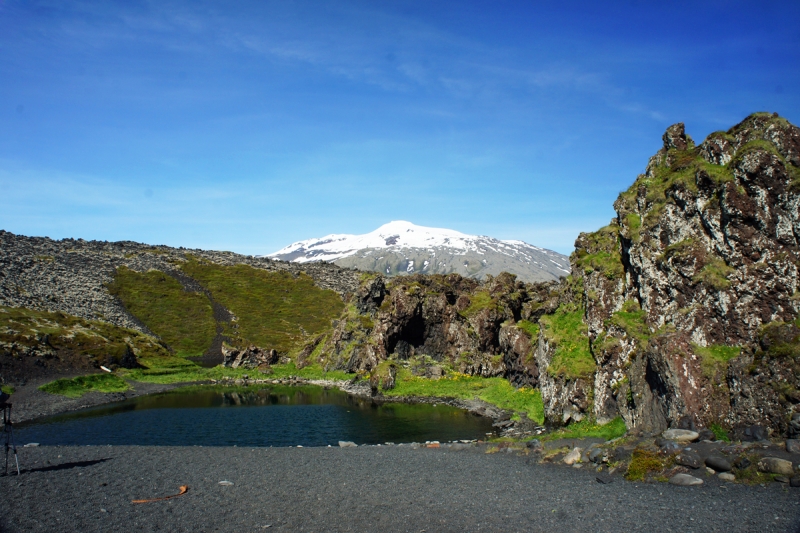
[{"x1": 2, "y1": 443, "x2": 799, "y2": 533}]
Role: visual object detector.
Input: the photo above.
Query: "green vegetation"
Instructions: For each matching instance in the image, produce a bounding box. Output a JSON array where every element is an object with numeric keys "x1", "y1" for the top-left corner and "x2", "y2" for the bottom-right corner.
[
  {"x1": 693, "y1": 344, "x2": 741, "y2": 378},
  {"x1": 692, "y1": 258, "x2": 735, "y2": 290},
  {"x1": 541, "y1": 417, "x2": 627, "y2": 442},
  {"x1": 1, "y1": 385, "x2": 15, "y2": 395},
  {"x1": 181, "y1": 258, "x2": 344, "y2": 352},
  {"x1": 515, "y1": 320, "x2": 539, "y2": 339},
  {"x1": 625, "y1": 449, "x2": 670, "y2": 481},
  {"x1": 0, "y1": 306, "x2": 169, "y2": 362},
  {"x1": 459, "y1": 291, "x2": 499, "y2": 318},
  {"x1": 572, "y1": 224, "x2": 624, "y2": 280},
  {"x1": 108, "y1": 266, "x2": 217, "y2": 356},
  {"x1": 540, "y1": 305, "x2": 595, "y2": 379},
  {"x1": 39, "y1": 374, "x2": 130, "y2": 398},
  {"x1": 608, "y1": 300, "x2": 651, "y2": 344},
  {"x1": 383, "y1": 367, "x2": 545, "y2": 424},
  {"x1": 625, "y1": 213, "x2": 642, "y2": 242},
  {"x1": 710, "y1": 423, "x2": 731, "y2": 442}
]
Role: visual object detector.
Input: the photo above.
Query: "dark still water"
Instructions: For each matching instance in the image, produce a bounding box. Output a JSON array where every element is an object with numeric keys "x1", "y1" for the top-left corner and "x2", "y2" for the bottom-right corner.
[{"x1": 15, "y1": 385, "x2": 494, "y2": 447}]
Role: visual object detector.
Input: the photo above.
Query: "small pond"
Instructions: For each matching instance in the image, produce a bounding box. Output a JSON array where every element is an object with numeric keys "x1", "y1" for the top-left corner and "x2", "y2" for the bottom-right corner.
[{"x1": 15, "y1": 385, "x2": 494, "y2": 447}]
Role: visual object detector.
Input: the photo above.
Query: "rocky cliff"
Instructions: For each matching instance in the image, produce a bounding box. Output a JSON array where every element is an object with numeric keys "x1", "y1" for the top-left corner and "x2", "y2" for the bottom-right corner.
[{"x1": 303, "y1": 112, "x2": 800, "y2": 437}]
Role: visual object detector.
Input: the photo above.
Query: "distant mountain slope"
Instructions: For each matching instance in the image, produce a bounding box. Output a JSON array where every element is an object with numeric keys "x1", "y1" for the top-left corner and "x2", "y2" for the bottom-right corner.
[{"x1": 267, "y1": 221, "x2": 570, "y2": 283}]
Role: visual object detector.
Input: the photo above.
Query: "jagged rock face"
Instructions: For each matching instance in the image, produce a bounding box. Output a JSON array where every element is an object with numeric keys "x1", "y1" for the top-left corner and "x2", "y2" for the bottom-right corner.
[
  {"x1": 564, "y1": 113, "x2": 800, "y2": 435},
  {"x1": 222, "y1": 344, "x2": 279, "y2": 370},
  {"x1": 304, "y1": 272, "x2": 554, "y2": 384}
]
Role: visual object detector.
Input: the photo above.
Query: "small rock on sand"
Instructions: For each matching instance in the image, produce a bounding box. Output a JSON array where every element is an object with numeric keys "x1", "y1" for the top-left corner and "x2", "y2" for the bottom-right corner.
[
  {"x1": 669, "y1": 474, "x2": 703, "y2": 486},
  {"x1": 563, "y1": 447, "x2": 582, "y2": 465}
]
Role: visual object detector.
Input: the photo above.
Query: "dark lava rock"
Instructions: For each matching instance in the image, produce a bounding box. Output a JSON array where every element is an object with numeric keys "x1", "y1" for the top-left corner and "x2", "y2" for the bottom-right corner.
[
  {"x1": 525, "y1": 439, "x2": 542, "y2": 451},
  {"x1": 790, "y1": 476, "x2": 800, "y2": 488},
  {"x1": 676, "y1": 451, "x2": 703, "y2": 469},
  {"x1": 589, "y1": 448, "x2": 605, "y2": 464},
  {"x1": 734, "y1": 456, "x2": 751, "y2": 470},
  {"x1": 705, "y1": 456, "x2": 732, "y2": 472},
  {"x1": 786, "y1": 439, "x2": 800, "y2": 454},
  {"x1": 734, "y1": 425, "x2": 769, "y2": 442},
  {"x1": 656, "y1": 438, "x2": 682, "y2": 454},
  {"x1": 697, "y1": 429, "x2": 716, "y2": 442}
]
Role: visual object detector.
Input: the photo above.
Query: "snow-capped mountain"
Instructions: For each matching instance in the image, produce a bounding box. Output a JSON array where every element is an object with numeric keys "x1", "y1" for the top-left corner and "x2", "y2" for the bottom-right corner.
[{"x1": 267, "y1": 221, "x2": 570, "y2": 283}]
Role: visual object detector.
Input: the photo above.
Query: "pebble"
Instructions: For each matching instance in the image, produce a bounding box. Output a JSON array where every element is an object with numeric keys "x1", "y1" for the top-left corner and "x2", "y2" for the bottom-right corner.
[
  {"x1": 662, "y1": 429, "x2": 700, "y2": 443},
  {"x1": 669, "y1": 474, "x2": 703, "y2": 486},
  {"x1": 219, "y1": 481, "x2": 234, "y2": 486},
  {"x1": 774, "y1": 476, "x2": 790, "y2": 484},
  {"x1": 338, "y1": 441, "x2": 357, "y2": 448},
  {"x1": 705, "y1": 467, "x2": 716, "y2": 475},
  {"x1": 705, "y1": 455, "x2": 732, "y2": 472},
  {"x1": 23, "y1": 443, "x2": 40, "y2": 447},
  {"x1": 758, "y1": 457, "x2": 794, "y2": 475},
  {"x1": 718, "y1": 473, "x2": 735, "y2": 482}
]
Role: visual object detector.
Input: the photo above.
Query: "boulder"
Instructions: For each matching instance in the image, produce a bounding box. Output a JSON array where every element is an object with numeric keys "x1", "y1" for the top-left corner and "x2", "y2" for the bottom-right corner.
[
  {"x1": 662, "y1": 429, "x2": 699, "y2": 443},
  {"x1": 563, "y1": 447, "x2": 582, "y2": 465},
  {"x1": 758, "y1": 457, "x2": 794, "y2": 475},
  {"x1": 705, "y1": 456, "x2": 732, "y2": 472},
  {"x1": 675, "y1": 451, "x2": 703, "y2": 469},
  {"x1": 786, "y1": 439, "x2": 800, "y2": 454}
]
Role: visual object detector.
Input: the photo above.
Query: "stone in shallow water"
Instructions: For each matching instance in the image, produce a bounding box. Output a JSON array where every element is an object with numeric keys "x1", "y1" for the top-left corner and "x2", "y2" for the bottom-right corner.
[
  {"x1": 705, "y1": 456, "x2": 732, "y2": 472},
  {"x1": 662, "y1": 429, "x2": 699, "y2": 443},
  {"x1": 669, "y1": 474, "x2": 703, "y2": 486},
  {"x1": 758, "y1": 457, "x2": 794, "y2": 475}
]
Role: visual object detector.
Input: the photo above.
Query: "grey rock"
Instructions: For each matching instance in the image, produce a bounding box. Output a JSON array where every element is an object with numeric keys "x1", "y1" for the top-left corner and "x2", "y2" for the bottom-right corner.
[
  {"x1": 774, "y1": 475, "x2": 790, "y2": 484},
  {"x1": 563, "y1": 447, "x2": 582, "y2": 465},
  {"x1": 338, "y1": 441, "x2": 357, "y2": 448},
  {"x1": 705, "y1": 456, "x2": 732, "y2": 472},
  {"x1": 669, "y1": 474, "x2": 703, "y2": 486},
  {"x1": 786, "y1": 439, "x2": 800, "y2": 454},
  {"x1": 662, "y1": 429, "x2": 699, "y2": 443},
  {"x1": 697, "y1": 429, "x2": 716, "y2": 442},
  {"x1": 676, "y1": 451, "x2": 703, "y2": 469},
  {"x1": 589, "y1": 448, "x2": 605, "y2": 464},
  {"x1": 790, "y1": 476, "x2": 800, "y2": 488},
  {"x1": 758, "y1": 457, "x2": 794, "y2": 475},
  {"x1": 525, "y1": 439, "x2": 542, "y2": 450},
  {"x1": 718, "y1": 472, "x2": 735, "y2": 482}
]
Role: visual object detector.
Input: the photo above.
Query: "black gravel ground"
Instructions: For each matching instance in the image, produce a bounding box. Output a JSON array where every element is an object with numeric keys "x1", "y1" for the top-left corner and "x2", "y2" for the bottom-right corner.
[{"x1": 1, "y1": 444, "x2": 798, "y2": 533}]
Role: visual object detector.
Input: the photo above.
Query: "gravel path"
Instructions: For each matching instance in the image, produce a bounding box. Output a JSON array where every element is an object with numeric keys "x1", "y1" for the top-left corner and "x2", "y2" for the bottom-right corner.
[{"x1": 1, "y1": 445, "x2": 798, "y2": 533}]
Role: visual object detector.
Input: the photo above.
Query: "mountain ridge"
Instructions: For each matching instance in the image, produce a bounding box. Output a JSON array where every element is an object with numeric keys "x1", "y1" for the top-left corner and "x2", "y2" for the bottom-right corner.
[{"x1": 268, "y1": 220, "x2": 570, "y2": 283}]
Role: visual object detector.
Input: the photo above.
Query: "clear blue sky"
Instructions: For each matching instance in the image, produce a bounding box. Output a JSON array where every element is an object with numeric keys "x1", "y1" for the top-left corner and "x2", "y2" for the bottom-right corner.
[{"x1": 1, "y1": 1, "x2": 798, "y2": 255}]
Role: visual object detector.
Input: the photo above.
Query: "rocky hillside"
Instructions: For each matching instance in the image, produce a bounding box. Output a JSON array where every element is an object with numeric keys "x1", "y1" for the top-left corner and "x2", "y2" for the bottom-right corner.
[
  {"x1": 268, "y1": 220, "x2": 570, "y2": 283},
  {"x1": 298, "y1": 112, "x2": 800, "y2": 438}
]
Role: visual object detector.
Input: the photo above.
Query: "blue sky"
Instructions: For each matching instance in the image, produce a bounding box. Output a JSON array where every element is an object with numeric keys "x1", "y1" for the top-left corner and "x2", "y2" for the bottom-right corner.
[{"x1": 1, "y1": 1, "x2": 798, "y2": 255}]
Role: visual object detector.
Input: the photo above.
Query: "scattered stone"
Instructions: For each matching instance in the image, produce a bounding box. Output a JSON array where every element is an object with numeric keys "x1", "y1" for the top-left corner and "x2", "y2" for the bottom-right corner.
[
  {"x1": 595, "y1": 476, "x2": 613, "y2": 484},
  {"x1": 338, "y1": 441, "x2": 357, "y2": 448},
  {"x1": 735, "y1": 425, "x2": 769, "y2": 442},
  {"x1": 733, "y1": 456, "x2": 751, "y2": 470},
  {"x1": 656, "y1": 438, "x2": 682, "y2": 453},
  {"x1": 786, "y1": 439, "x2": 800, "y2": 454},
  {"x1": 427, "y1": 442, "x2": 440, "y2": 449},
  {"x1": 563, "y1": 447, "x2": 582, "y2": 465},
  {"x1": 705, "y1": 456, "x2": 732, "y2": 472},
  {"x1": 662, "y1": 429, "x2": 699, "y2": 443},
  {"x1": 23, "y1": 443, "x2": 39, "y2": 447},
  {"x1": 675, "y1": 451, "x2": 703, "y2": 469},
  {"x1": 758, "y1": 457, "x2": 794, "y2": 475},
  {"x1": 790, "y1": 476, "x2": 800, "y2": 488},
  {"x1": 588, "y1": 448, "x2": 605, "y2": 464},
  {"x1": 705, "y1": 467, "x2": 716, "y2": 475},
  {"x1": 669, "y1": 474, "x2": 703, "y2": 486},
  {"x1": 218, "y1": 481, "x2": 233, "y2": 486},
  {"x1": 718, "y1": 473, "x2": 735, "y2": 482},
  {"x1": 774, "y1": 476, "x2": 790, "y2": 484},
  {"x1": 525, "y1": 439, "x2": 542, "y2": 451},
  {"x1": 697, "y1": 429, "x2": 716, "y2": 441}
]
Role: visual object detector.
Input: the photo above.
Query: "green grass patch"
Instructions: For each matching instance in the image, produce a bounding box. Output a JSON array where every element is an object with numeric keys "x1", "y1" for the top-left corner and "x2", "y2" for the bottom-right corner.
[
  {"x1": 1, "y1": 385, "x2": 15, "y2": 395},
  {"x1": 625, "y1": 449, "x2": 669, "y2": 481},
  {"x1": 692, "y1": 258, "x2": 734, "y2": 290},
  {"x1": 0, "y1": 306, "x2": 170, "y2": 363},
  {"x1": 608, "y1": 300, "x2": 651, "y2": 344},
  {"x1": 181, "y1": 259, "x2": 344, "y2": 353},
  {"x1": 39, "y1": 374, "x2": 130, "y2": 398},
  {"x1": 541, "y1": 416, "x2": 627, "y2": 442},
  {"x1": 516, "y1": 320, "x2": 539, "y2": 339},
  {"x1": 693, "y1": 344, "x2": 741, "y2": 378},
  {"x1": 540, "y1": 306, "x2": 595, "y2": 379},
  {"x1": 383, "y1": 368, "x2": 544, "y2": 424},
  {"x1": 459, "y1": 291, "x2": 499, "y2": 318},
  {"x1": 710, "y1": 423, "x2": 731, "y2": 442},
  {"x1": 108, "y1": 266, "x2": 217, "y2": 356},
  {"x1": 572, "y1": 225, "x2": 624, "y2": 279}
]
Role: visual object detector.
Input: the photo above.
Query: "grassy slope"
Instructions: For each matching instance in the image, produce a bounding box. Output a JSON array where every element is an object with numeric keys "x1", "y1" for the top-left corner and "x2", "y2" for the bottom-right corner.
[
  {"x1": 0, "y1": 306, "x2": 169, "y2": 361},
  {"x1": 108, "y1": 266, "x2": 217, "y2": 356},
  {"x1": 539, "y1": 305, "x2": 595, "y2": 379},
  {"x1": 39, "y1": 374, "x2": 130, "y2": 398},
  {"x1": 181, "y1": 259, "x2": 344, "y2": 353}
]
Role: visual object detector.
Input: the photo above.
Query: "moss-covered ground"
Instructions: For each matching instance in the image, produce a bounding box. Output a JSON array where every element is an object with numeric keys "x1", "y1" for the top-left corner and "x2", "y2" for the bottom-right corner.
[
  {"x1": 0, "y1": 306, "x2": 170, "y2": 361},
  {"x1": 39, "y1": 374, "x2": 130, "y2": 398},
  {"x1": 181, "y1": 258, "x2": 344, "y2": 353},
  {"x1": 693, "y1": 344, "x2": 741, "y2": 378},
  {"x1": 382, "y1": 367, "x2": 545, "y2": 424},
  {"x1": 107, "y1": 266, "x2": 217, "y2": 356},
  {"x1": 539, "y1": 417, "x2": 627, "y2": 442},
  {"x1": 540, "y1": 305, "x2": 595, "y2": 379}
]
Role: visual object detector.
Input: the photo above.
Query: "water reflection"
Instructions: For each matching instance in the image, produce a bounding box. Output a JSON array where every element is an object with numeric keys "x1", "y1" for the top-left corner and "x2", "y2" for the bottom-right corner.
[{"x1": 16, "y1": 385, "x2": 493, "y2": 447}]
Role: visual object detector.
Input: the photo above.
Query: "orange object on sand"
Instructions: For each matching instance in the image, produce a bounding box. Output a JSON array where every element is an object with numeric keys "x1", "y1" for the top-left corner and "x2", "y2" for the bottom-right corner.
[{"x1": 132, "y1": 485, "x2": 189, "y2": 504}]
